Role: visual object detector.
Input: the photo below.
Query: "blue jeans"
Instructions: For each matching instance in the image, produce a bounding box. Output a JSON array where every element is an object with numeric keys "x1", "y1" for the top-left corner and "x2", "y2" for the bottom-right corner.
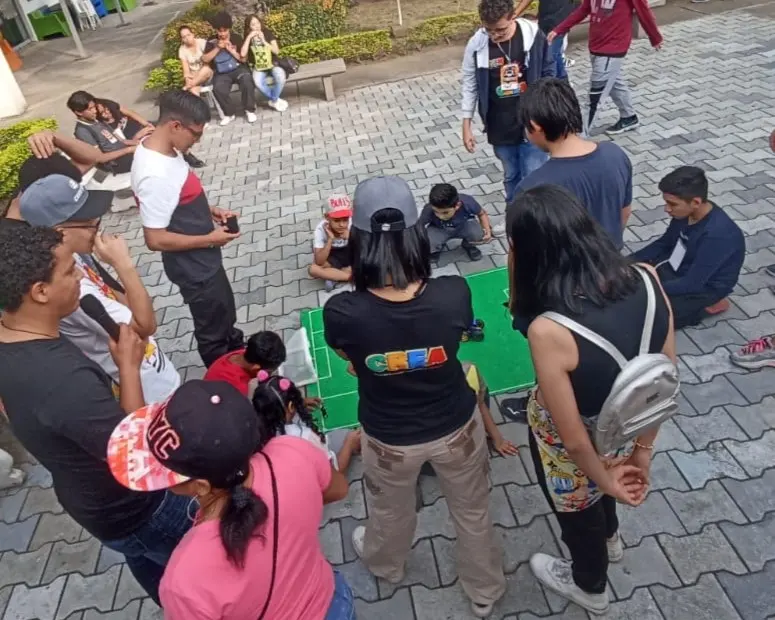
[
  {"x1": 325, "y1": 571, "x2": 356, "y2": 619},
  {"x1": 101, "y1": 492, "x2": 193, "y2": 604},
  {"x1": 493, "y1": 142, "x2": 549, "y2": 204},
  {"x1": 549, "y1": 34, "x2": 568, "y2": 80},
  {"x1": 253, "y1": 67, "x2": 287, "y2": 102}
]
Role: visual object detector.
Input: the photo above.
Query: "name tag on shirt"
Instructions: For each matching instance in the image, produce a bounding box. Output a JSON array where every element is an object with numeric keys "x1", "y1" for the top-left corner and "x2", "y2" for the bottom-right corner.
[{"x1": 668, "y1": 238, "x2": 687, "y2": 271}]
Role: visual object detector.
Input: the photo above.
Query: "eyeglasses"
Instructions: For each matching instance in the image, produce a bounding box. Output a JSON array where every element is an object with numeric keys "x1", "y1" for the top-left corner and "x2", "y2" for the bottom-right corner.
[
  {"x1": 484, "y1": 23, "x2": 513, "y2": 37},
  {"x1": 177, "y1": 122, "x2": 204, "y2": 140}
]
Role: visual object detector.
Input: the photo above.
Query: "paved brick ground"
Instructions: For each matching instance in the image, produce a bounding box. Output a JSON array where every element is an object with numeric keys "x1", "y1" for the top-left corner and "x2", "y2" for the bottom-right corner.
[{"x1": 2, "y1": 8, "x2": 775, "y2": 620}]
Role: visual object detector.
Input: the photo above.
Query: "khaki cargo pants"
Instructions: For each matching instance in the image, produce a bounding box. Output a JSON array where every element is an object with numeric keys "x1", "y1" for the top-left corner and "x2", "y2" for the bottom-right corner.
[{"x1": 360, "y1": 409, "x2": 506, "y2": 606}]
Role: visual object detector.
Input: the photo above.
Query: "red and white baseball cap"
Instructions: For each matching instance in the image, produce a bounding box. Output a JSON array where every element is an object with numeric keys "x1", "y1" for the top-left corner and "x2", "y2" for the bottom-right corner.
[
  {"x1": 107, "y1": 381, "x2": 259, "y2": 492},
  {"x1": 326, "y1": 194, "x2": 352, "y2": 219}
]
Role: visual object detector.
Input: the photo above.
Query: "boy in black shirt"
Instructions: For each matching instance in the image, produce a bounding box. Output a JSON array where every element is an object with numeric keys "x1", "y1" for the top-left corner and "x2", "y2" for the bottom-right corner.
[
  {"x1": 202, "y1": 11, "x2": 257, "y2": 126},
  {"x1": 461, "y1": 0, "x2": 555, "y2": 204},
  {"x1": 420, "y1": 183, "x2": 493, "y2": 261},
  {"x1": 0, "y1": 225, "x2": 191, "y2": 604}
]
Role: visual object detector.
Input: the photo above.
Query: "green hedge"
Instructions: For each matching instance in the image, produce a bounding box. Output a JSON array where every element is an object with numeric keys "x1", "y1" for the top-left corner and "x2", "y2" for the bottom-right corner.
[
  {"x1": 406, "y1": 12, "x2": 480, "y2": 47},
  {"x1": 282, "y1": 29, "x2": 391, "y2": 64},
  {"x1": 144, "y1": 58, "x2": 185, "y2": 92},
  {"x1": 0, "y1": 118, "x2": 58, "y2": 199}
]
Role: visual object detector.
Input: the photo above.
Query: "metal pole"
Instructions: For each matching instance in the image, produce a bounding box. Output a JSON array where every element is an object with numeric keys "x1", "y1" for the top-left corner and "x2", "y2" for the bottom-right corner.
[
  {"x1": 58, "y1": 0, "x2": 87, "y2": 58},
  {"x1": 396, "y1": 0, "x2": 402, "y2": 26},
  {"x1": 114, "y1": 0, "x2": 129, "y2": 27}
]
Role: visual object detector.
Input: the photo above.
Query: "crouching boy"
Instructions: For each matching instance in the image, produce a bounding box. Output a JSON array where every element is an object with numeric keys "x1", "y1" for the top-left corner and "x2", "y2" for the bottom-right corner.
[{"x1": 421, "y1": 183, "x2": 492, "y2": 261}]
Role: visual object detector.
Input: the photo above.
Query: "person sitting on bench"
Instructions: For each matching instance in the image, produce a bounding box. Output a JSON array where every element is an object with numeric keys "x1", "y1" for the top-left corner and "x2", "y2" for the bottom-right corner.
[
  {"x1": 631, "y1": 166, "x2": 745, "y2": 329},
  {"x1": 202, "y1": 11, "x2": 257, "y2": 127},
  {"x1": 420, "y1": 183, "x2": 492, "y2": 262}
]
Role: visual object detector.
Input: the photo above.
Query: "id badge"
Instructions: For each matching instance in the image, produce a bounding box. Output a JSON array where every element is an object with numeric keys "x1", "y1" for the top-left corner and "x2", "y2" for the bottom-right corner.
[
  {"x1": 668, "y1": 238, "x2": 687, "y2": 271},
  {"x1": 496, "y1": 62, "x2": 525, "y2": 98}
]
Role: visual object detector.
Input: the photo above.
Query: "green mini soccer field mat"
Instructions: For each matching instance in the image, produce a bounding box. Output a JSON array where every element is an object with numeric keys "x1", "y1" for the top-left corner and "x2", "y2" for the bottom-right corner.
[{"x1": 303, "y1": 267, "x2": 536, "y2": 431}]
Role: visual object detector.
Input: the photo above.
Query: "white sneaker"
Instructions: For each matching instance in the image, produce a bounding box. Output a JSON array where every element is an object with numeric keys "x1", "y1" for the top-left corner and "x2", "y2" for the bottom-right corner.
[
  {"x1": 246, "y1": 111, "x2": 257, "y2": 123},
  {"x1": 471, "y1": 601, "x2": 494, "y2": 618},
  {"x1": 351, "y1": 525, "x2": 405, "y2": 584},
  {"x1": 275, "y1": 98, "x2": 289, "y2": 112},
  {"x1": 219, "y1": 115, "x2": 235, "y2": 127},
  {"x1": 529, "y1": 553, "x2": 609, "y2": 615},
  {"x1": 352, "y1": 525, "x2": 365, "y2": 558},
  {"x1": 267, "y1": 100, "x2": 278, "y2": 110},
  {"x1": 491, "y1": 222, "x2": 506, "y2": 237},
  {"x1": 607, "y1": 532, "x2": 624, "y2": 562},
  {"x1": 110, "y1": 200, "x2": 132, "y2": 214}
]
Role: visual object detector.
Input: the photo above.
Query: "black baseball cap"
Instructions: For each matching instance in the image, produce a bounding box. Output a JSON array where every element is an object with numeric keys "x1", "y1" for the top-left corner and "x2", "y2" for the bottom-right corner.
[
  {"x1": 351, "y1": 176, "x2": 419, "y2": 233},
  {"x1": 108, "y1": 381, "x2": 260, "y2": 492},
  {"x1": 19, "y1": 174, "x2": 113, "y2": 226}
]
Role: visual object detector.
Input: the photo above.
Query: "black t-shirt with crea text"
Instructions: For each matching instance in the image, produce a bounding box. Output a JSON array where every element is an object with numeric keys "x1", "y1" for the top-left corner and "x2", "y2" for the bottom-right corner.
[
  {"x1": 486, "y1": 27, "x2": 526, "y2": 146},
  {"x1": 0, "y1": 338, "x2": 163, "y2": 540},
  {"x1": 323, "y1": 276, "x2": 477, "y2": 446}
]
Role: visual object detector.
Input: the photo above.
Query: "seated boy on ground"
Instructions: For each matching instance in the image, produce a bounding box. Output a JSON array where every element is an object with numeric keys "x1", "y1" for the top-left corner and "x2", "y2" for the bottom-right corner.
[
  {"x1": 462, "y1": 361, "x2": 518, "y2": 457},
  {"x1": 204, "y1": 330, "x2": 286, "y2": 397},
  {"x1": 631, "y1": 166, "x2": 745, "y2": 329},
  {"x1": 308, "y1": 195, "x2": 353, "y2": 292},
  {"x1": 421, "y1": 183, "x2": 492, "y2": 262}
]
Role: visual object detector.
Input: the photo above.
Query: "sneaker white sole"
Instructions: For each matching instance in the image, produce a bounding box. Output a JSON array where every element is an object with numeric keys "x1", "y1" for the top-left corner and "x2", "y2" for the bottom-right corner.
[
  {"x1": 730, "y1": 358, "x2": 775, "y2": 369},
  {"x1": 530, "y1": 555, "x2": 610, "y2": 616},
  {"x1": 607, "y1": 123, "x2": 639, "y2": 135}
]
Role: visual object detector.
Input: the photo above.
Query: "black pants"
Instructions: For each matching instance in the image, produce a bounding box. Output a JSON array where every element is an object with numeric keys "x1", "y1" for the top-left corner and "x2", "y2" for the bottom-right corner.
[
  {"x1": 212, "y1": 66, "x2": 256, "y2": 117},
  {"x1": 177, "y1": 267, "x2": 244, "y2": 368},
  {"x1": 656, "y1": 264, "x2": 723, "y2": 329},
  {"x1": 529, "y1": 431, "x2": 617, "y2": 594}
]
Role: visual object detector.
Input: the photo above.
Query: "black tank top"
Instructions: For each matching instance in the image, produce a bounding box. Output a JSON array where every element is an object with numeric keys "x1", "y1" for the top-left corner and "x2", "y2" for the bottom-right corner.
[{"x1": 566, "y1": 269, "x2": 670, "y2": 418}]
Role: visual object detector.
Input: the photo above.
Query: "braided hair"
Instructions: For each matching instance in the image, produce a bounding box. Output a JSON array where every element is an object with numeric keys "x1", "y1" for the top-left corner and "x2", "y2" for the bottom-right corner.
[{"x1": 251, "y1": 374, "x2": 325, "y2": 445}]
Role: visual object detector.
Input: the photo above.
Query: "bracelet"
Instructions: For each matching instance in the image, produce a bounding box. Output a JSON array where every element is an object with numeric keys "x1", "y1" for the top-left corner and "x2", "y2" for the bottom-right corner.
[{"x1": 634, "y1": 441, "x2": 654, "y2": 451}]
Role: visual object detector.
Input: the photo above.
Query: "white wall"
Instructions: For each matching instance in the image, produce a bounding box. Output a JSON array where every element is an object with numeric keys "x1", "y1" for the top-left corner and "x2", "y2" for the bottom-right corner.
[{"x1": 0, "y1": 52, "x2": 26, "y2": 119}]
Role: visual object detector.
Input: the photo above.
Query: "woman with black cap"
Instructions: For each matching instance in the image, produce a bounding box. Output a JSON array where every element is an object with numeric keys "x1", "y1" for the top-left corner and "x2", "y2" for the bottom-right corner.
[
  {"x1": 323, "y1": 176, "x2": 506, "y2": 618},
  {"x1": 107, "y1": 380, "x2": 354, "y2": 619}
]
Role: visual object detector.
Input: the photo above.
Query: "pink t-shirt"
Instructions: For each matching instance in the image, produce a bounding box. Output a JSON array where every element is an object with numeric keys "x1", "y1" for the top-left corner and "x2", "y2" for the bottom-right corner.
[{"x1": 159, "y1": 436, "x2": 334, "y2": 620}]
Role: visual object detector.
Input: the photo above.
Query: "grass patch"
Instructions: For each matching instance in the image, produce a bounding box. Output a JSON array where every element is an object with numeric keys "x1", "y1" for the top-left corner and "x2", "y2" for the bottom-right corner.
[{"x1": 346, "y1": 0, "x2": 479, "y2": 32}]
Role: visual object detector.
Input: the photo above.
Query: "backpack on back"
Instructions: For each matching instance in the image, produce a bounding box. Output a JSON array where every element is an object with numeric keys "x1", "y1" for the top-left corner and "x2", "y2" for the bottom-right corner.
[{"x1": 541, "y1": 267, "x2": 680, "y2": 458}]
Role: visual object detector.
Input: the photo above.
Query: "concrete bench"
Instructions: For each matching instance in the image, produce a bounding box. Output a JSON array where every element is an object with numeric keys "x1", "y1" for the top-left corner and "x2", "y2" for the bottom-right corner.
[{"x1": 201, "y1": 58, "x2": 347, "y2": 118}]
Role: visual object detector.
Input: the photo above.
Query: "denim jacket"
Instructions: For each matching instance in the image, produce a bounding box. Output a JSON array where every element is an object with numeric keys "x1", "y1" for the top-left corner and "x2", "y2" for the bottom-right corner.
[{"x1": 461, "y1": 19, "x2": 556, "y2": 129}]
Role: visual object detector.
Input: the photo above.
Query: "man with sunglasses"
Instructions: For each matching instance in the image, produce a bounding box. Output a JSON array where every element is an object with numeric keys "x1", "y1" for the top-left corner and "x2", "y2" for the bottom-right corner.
[
  {"x1": 461, "y1": 0, "x2": 555, "y2": 205},
  {"x1": 132, "y1": 90, "x2": 244, "y2": 368},
  {"x1": 17, "y1": 175, "x2": 181, "y2": 405}
]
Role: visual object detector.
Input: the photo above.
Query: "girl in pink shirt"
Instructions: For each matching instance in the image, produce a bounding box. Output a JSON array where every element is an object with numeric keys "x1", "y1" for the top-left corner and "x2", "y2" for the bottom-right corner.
[{"x1": 106, "y1": 380, "x2": 355, "y2": 620}]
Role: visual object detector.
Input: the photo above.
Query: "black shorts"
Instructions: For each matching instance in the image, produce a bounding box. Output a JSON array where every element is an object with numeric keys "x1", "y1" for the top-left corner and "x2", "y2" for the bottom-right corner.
[{"x1": 328, "y1": 247, "x2": 350, "y2": 270}]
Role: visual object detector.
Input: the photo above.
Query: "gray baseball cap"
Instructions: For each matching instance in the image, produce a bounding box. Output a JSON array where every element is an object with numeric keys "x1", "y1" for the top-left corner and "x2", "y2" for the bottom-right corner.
[
  {"x1": 19, "y1": 174, "x2": 113, "y2": 226},
  {"x1": 351, "y1": 176, "x2": 419, "y2": 233}
]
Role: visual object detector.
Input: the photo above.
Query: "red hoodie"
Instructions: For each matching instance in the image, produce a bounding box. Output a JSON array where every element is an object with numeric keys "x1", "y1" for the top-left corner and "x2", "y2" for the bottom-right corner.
[{"x1": 554, "y1": 0, "x2": 662, "y2": 57}]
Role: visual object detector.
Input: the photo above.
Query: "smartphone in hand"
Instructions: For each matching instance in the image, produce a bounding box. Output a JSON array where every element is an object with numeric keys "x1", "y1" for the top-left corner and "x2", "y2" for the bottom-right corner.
[{"x1": 225, "y1": 215, "x2": 239, "y2": 234}]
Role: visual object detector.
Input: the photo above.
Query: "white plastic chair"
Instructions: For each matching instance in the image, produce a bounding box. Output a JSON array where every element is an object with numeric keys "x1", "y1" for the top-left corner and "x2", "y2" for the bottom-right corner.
[{"x1": 69, "y1": 0, "x2": 100, "y2": 31}]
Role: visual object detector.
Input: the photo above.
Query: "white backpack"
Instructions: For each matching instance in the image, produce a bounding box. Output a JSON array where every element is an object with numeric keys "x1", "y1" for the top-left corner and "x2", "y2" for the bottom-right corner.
[{"x1": 541, "y1": 267, "x2": 680, "y2": 458}]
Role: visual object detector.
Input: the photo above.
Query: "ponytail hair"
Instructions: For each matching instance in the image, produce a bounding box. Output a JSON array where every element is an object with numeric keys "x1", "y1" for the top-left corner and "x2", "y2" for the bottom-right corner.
[
  {"x1": 217, "y1": 466, "x2": 268, "y2": 568},
  {"x1": 251, "y1": 374, "x2": 325, "y2": 444}
]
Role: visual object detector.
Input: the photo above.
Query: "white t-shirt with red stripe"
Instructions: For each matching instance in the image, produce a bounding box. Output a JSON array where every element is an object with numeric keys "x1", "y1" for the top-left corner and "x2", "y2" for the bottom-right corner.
[{"x1": 132, "y1": 143, "x2": 221, "y2": 286}]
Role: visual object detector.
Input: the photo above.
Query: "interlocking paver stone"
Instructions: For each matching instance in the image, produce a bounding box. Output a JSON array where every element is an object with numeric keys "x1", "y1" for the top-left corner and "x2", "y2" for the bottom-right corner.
[
  {"x1": 618, "y1": 492, "x2": 686, "y2": 546},
  {"x1": 658, "y1": 524, "x2": 747, "y2": 585},
  {"x1": 670, "y1": 442, "x2": 748, "y2": 488},
  {"x1": 0, "y1": 544, "x2": 52, "y2": 591},
  {"x1": 663, "y1": 479, "x2": 747, "y2": 534},
  {"x1": 42, "y1": 539, "x2": 101, "y2": 587},
  {"x1": 723, "y1": 431, "x2": 775, "y2": 476},
  {"x1": 719, "y1": 513, "x2": 775, "y2": 572},
  {"x1": 726, "y1": 397, "x2": 775, "y2": 438},
  {"x1": 718, "y1": 562, "x2": 775, "y2": 620},
  {"x1": 55, "y1": 566, "x2": 121, "y2": 620},
  {"x1": 4, "y1": 575, "x2": 66, "y2": 620},
  {"x1": 0, "y1": 516, "x2": 39, "y2": 554},
  {"x1": 674, "y1": 408, "x2": 749, "y2": 449},
  {"x1": 608, "y1": 536, "x2": 681, "y2": 598},
  {"x1": 651, "y1": 574, "x2": 742, "y2": 620},
  {"x1": 598, "y1": 588, "x2": 664, "y2": 619}
]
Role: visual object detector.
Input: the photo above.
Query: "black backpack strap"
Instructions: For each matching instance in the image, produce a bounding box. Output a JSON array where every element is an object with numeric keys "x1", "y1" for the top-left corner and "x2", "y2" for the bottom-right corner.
[{"x1": 257, "y1": 452, "x2": 279, "y2": 620}]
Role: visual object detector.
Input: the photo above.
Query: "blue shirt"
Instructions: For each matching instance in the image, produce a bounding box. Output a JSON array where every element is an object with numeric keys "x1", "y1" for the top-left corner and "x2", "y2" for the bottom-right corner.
[
  {"x1": 516, "y1": 141, "x2": 632, "y2": 248},
  {"x1": 420, "y1": 193, "x2": 482, "y2": 230},
  {"x1": 631, "y1": 204, "x2": 745, "y2": 298}
]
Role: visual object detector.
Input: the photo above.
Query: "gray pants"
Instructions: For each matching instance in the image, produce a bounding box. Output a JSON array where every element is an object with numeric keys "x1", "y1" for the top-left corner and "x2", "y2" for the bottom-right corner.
[
  {"x1": 427, "y1": 219, "x2": 484, "y2": 253},
  {"x1": 588, "y1": 55, "x2": 635, "y2": 129}
]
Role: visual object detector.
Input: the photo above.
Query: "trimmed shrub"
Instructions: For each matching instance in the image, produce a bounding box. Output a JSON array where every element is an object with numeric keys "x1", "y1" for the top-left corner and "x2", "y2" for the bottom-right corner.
[
  {"x1": 0, "y1": 118, "x2": 58, "y2": 199},
  {"x1": 144, "y1": 58, "x2": 185, "y2": 92},
  {"x1": 282, "y1": 29, "x2": 391, "y2": 63},
  {"x1": 263, "y1": 0, "x2": 348, "y2": 46},
  {"x1": 406, "y1": 12, "x2": 480, "y2": 47}
]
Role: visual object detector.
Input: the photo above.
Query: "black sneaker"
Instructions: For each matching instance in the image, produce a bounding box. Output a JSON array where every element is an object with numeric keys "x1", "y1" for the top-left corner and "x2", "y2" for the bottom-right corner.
[
  {"x1": 606, "y1": 115, "x2": 639, "y2": 135},
  {"x1": 183, "y1": 152, "x2": 206, "y2": 168},
  {"x1": 464, "y1": 244, "x2": 482, "y2": 261}
]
